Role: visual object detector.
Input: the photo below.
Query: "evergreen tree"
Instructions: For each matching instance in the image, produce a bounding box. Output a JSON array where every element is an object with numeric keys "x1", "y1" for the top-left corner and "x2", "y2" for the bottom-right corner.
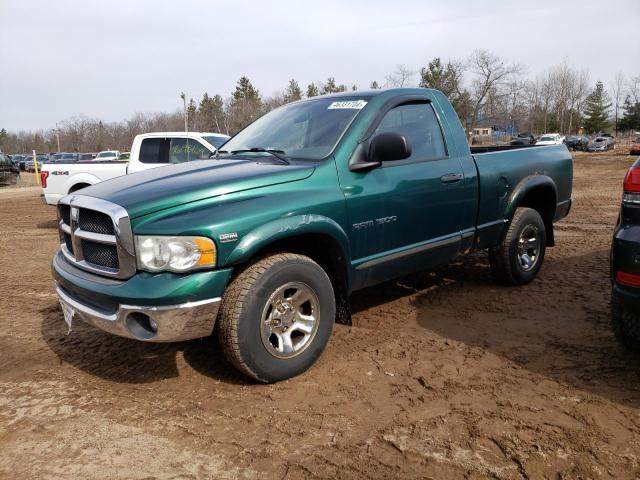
[
  {"x1": 320, "y1": 77, "x2": 347, "y2": 95},
  {"x1": 370, "y1": 81, "x2": 380, "y2": 89},
  {"x1": 232, "y1": 76, "x2": 261, "y2": 104},
  {"x1": 619, "y1": 95, "x2": 640, "y2": 132},
  {"x1": 306, "y1": 83, "x2": 319, "y2": 97},
  {"x1": 229, "y1": 76, "x2": 262, "y2": 133},
  {"x1": 419, "y1": 58, "x2": 461, "y2": 97},
  {"x1": 321, "y1": 77, "x2": 338, "y2": 94},
  {"x1": 199, "y1": 93, "x2": 227, "y2": 133},
  {"x1": 284, "y1": 79, "x2": 302, "y2": 102},
  {"x1": 419, "y1": 57, "x2": 472, "y2": 127},
  {"x1": 583, "y1": 81, "x2": 612, "y2": 133},
  {"x1": 0, "y1": 128, "x2": 7, "y2": 150}
]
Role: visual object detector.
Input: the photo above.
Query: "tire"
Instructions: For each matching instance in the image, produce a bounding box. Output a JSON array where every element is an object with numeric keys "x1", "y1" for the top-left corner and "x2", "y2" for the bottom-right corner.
[
  {"x1": 217, "y1": 253, "x2": 335, "y2": 383},
  {"x1": 489, "y1": 207, "x2": 546, "y2": 285},
  {"x1": 611, "y1": 291, "x2": 640, "y2": 350}
]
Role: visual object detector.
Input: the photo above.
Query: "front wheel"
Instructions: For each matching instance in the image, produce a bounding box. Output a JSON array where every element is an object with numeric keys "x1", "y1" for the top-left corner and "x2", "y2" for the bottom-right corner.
[
  {"x1": 217, "y1": 253, "x2": 336, "y2": 383},
  {"x1": 489, "y1": 207, "x2": 546, "y2": 285}
]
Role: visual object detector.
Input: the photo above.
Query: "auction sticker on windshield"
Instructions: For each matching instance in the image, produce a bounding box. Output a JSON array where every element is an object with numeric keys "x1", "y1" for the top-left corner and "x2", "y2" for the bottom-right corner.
[{"x1": 328, "y1": 100, "x2": 367, "y2": 109}]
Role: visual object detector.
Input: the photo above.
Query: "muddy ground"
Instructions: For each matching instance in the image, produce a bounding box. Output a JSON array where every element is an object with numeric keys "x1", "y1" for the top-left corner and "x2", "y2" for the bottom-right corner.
[{"x1": 1, "y1": 152, "x2": 640, "y2": 479}]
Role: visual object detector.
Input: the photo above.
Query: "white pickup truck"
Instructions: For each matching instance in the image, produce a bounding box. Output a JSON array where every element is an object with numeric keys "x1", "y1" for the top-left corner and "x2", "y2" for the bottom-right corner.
[{"x1": 41, "y1": 131, "x2": 229, "y2": 205}]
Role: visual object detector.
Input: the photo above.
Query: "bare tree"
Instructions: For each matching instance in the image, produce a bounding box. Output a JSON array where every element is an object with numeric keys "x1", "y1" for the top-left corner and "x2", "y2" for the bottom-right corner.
[
  {"x1": 467, "y1": 50, "x2": 523, "y2": 140},
  {"x1": 628, "y1": 75, "x2": 640, "y2": 104},
  {"x1": 385, "y1": 64, "x2": 415, "y2": 88},
  {"x1": 610, "y1": 71, "x2": 626, "y2": 135}
]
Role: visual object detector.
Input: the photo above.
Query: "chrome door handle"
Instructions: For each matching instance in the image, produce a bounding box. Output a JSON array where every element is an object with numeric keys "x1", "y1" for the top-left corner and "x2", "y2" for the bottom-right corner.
[{"x1": 440, "y1": 173, "x2": 463, "y2": 184}]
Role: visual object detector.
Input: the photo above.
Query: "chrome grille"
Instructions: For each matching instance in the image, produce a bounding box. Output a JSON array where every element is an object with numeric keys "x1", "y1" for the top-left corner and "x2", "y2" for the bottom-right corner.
[
  {"x1": 57, "y1": 195, "x2": 136, "y2": 279},
  {"x1": 81, "y1": 240, "x2": 119, "y2": 269},
  {"x1": 79, "y1": 209, "x2": 115, "y2": 235}
]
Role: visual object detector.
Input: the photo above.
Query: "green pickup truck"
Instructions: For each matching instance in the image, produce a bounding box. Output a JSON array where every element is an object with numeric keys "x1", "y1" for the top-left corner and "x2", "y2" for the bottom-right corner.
[{"x1": 52, "y1": 88, "x2": 573, "y2": 382}]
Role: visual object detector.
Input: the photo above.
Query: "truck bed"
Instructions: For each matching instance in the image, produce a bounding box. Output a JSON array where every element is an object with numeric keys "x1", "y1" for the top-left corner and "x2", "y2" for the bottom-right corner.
[{"x1": 471, "y1": 144, "x2": 573, "y2": 248}]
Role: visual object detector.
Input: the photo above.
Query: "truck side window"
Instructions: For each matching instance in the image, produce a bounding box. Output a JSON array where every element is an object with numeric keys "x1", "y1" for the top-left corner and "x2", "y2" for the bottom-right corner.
[
  {"x1": 375, "y1": 102, "x2": 447, "y2": 161},
  {"x1": 139, "y1": 138, "x2": 171, "y2": 163},
  {"x1": 187, "y1": 139, "x2": 213, "y2": 160}
]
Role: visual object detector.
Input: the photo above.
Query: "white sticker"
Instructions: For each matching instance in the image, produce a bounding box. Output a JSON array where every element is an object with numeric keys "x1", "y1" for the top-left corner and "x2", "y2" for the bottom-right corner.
[{"x1": 328, "y1": 100, "x2": 368, "y2": 110}]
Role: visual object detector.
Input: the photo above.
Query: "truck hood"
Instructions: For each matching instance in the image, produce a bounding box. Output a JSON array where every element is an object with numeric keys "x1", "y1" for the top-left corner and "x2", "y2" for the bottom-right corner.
[{"x1": 78, "y1": 158, "x2": 315, "y2": 218}]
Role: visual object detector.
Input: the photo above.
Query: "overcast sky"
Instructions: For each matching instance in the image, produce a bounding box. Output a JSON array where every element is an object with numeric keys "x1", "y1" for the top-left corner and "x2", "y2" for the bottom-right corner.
[{"x1": 1, "y1": 0, "x2": 639, "y2": 131}]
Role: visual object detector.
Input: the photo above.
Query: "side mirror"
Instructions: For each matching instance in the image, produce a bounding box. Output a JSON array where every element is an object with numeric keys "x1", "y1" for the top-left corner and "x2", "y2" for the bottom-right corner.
[
  {"x1": 369, "y1": 132, "x2": 411, "y2": 164},
  {"x1": 349, "y1": 132, "x2": 411, "y2": 172}
]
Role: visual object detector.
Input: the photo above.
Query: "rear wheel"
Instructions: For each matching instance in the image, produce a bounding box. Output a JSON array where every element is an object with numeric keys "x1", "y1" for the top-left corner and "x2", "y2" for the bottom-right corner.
[
  {"x1": 611, "y1": 291, "x2": 640, "y2": 350},
  {"x1": 217, "y1": 253, "x2": 335, "y2": 383},
  {"x1": 490, "y1": 207, "x2": 546, "y2": 285}
]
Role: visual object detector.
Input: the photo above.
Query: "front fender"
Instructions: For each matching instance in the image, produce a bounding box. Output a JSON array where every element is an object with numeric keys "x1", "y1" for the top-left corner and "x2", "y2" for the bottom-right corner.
[
  {"x1": 224, "y1": 214, "x2": 350, "y2": 266},
  {"x1": 505, "y1": 174, "x2": 557, "y2": 221}
]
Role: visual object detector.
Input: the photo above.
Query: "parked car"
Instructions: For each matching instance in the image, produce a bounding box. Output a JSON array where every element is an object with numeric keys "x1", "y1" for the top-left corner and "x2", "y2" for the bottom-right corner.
[
  {"x1": 536, "y1": 133, "x2": 565, "y2": 146},
  {"x1": 94, "y1": 150, "x2": 121, "y2": 162},
  {"x1": 629, "y1": 137, "x2": 640, "y2": 155},
  {"x1": 10, "y1": 154, "x2": 28, "y2": 171},
  {"x1": 25, "y1": 155, "x2": 48, "y2": 172},
  {"x1": 47, "y1": 152, "x2": 78, "y2": 163},
  {"x1": 120, "y1": 152, "x2": 131, "y2": 161},
  {"x1": 0, "y1": 153, "x2": 19, "y2": 185},
  {"x1": 51, "y1": 88, "x2": 573, "y2": 382},
  {"x1": 41, "y1": 132, "x2": 229, "y2": 204},
  {"x1": 510, "y1": 133, "x2": 536, "y2": 146},
  {"x1": 565, "y1": 135, "x2": 590, "y2": 151},
  {"x1": 611, "y1": 157, "x2": 640, "y2": 349},
  {"x1": 587, "y1": 136, "x2": 615, "y2": 152}
]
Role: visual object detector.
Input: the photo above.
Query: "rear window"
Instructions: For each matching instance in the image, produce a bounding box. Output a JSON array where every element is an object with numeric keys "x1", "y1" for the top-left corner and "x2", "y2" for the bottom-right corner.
[
  {"x1": 202, "y1": 135, "x2": 228, "y2": 148},
  {"x1": 139, "y1": 137, "x2": 213, "y2": 163}
]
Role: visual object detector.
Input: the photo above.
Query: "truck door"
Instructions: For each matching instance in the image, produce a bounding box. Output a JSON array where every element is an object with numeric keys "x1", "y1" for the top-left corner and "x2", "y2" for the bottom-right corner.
[
  {"x1": 127, "y1": 137, "x2": 214, "y2": 174},
  {"x1": 338, "y1": 100, "x2": 466, "y2": 285}
]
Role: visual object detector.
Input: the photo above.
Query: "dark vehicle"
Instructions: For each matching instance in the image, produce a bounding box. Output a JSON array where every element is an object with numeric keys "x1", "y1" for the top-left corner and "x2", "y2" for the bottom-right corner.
[
  {"x1": 47, "y1": 153, "x2": 77, "y2": 163},
  {"x1": 565, "y1": 135, "x2": 590, "y2": 151},
  {"x1": 10, "y1": 154, "x2": 28, "y2": 171},
  {"x1": 0, "y1": 154, "x2": 19, "y2": 185},
  {"x1": 52, "y1": 88, "x2": 573, "y2": 382},
  {"x1": 510, "y1": 133, "x2": 536, "y2": 146},
  {"x1": 611, "y1": 158, "x2": 640, "y2": 348},
  {"x1": 630, "y1": 137, "x2": 640, "y2": 156},
  {"x1": 587, "y1": 136, "x2": 615, "y2": 152}
]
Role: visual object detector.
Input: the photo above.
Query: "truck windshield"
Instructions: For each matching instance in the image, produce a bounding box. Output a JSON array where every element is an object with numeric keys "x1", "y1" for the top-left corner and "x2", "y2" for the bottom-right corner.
[{"x1": 221, "y1": 97, "x2": 370, "y2": 160}]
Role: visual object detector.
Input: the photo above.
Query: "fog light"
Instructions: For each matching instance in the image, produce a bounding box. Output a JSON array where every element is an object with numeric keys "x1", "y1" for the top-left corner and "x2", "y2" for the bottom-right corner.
[{"x1": 125, "y1": 312, "x2": 157, "y2": 340}]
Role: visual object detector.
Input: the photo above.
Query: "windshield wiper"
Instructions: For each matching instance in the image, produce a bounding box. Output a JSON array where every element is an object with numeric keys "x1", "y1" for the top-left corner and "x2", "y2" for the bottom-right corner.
[{"x1": 226, "y1": 147, "x2": 289, "y2": 164}]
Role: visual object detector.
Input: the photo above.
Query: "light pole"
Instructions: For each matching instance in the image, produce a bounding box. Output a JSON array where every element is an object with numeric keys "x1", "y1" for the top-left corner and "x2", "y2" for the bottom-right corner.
[
  {"x1": 180, "y1": 92, "x2": 188, "y2": 133},
  {"x1": 55, "y1": 123, "x2": 61, "y2": 152}
]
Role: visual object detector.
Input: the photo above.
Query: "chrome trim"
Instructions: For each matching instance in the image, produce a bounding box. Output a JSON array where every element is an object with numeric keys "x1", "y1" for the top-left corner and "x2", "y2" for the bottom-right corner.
[
  {"x1": 58, "y1": 194, "x2": 136, "y2": 279},
  {"x1": 74, "y1": 229, "x2": 117, "y2": 244},
  {"x1": 55, "y1": 282, "x2": 221, "y2": 342}
]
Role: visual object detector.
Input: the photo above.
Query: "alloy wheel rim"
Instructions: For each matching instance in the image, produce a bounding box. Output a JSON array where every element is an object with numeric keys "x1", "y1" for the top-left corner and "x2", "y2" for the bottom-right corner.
[
  {"x1": 517, "y1": 225, "x2": 540, "y2": 272},
  {"x1": 260, "y1": 281, "x2": 320, "y2": 359}
]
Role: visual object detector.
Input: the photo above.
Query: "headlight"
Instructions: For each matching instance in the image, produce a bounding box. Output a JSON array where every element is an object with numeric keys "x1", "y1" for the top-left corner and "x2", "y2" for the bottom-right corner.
[{"x1": 135, "y1": 236, "x2": 216, "y2": 273}]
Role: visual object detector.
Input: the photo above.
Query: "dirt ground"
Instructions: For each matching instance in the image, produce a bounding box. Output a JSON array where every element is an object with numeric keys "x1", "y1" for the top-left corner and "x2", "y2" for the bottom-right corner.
[{"x1": 1, "y1": 151, "x2": 640, "y2": 479}]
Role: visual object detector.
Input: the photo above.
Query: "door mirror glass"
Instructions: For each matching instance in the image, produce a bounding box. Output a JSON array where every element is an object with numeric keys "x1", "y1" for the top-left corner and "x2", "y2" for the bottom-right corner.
[{"x1": 369, "y1": 132, "x2": 411, "y2": 163}]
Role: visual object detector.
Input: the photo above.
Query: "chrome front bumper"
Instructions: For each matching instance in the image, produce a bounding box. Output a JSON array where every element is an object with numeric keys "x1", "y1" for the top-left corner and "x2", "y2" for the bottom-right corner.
[{"x1": 55, "y1": 282, "x2": 221, "y2": 342}]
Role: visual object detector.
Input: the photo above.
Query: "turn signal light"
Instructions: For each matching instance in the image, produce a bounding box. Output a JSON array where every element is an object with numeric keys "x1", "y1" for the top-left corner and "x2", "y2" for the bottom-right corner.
[{"x1": 616, "y1": 270, "x2": 640, "y2": 287}]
